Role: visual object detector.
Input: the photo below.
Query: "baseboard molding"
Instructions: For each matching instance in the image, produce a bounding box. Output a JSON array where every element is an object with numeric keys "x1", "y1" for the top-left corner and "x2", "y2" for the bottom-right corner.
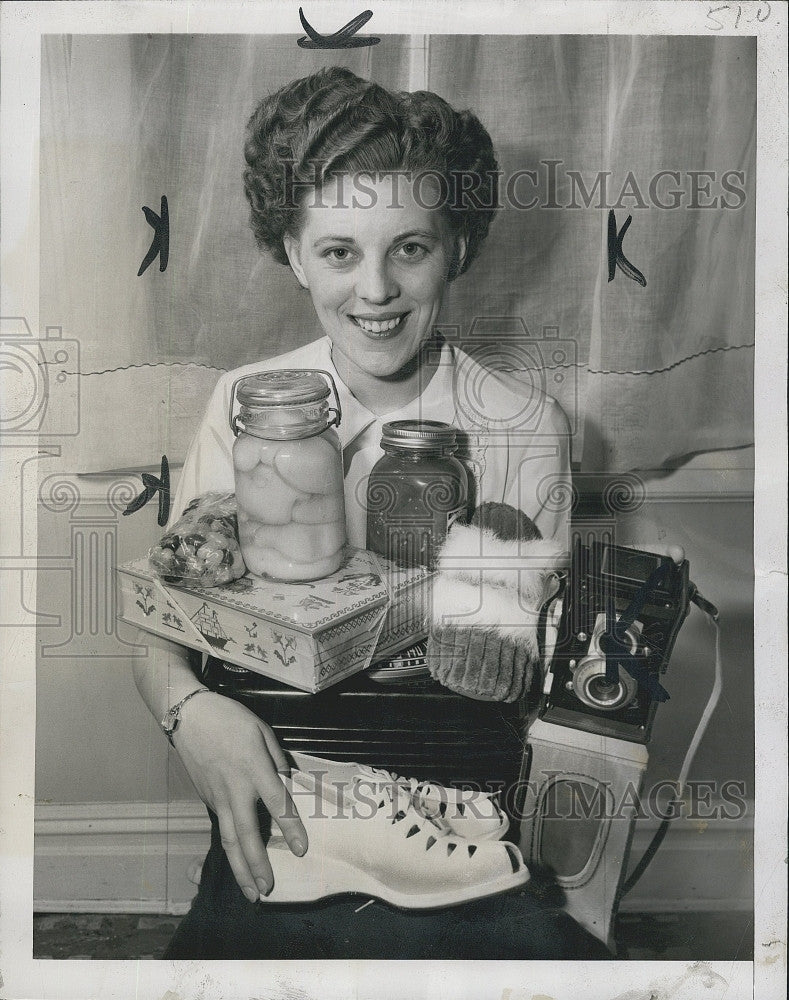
[
  {"x1": 34, "y1": 799, "x2": 754, "y2": 915},
  {"x1": 34, "y1": 801, "x2": 211, "y2": 916}
]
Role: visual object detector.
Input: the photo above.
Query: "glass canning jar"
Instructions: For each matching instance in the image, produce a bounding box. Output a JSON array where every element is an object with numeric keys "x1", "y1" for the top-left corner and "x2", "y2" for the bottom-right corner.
[
  {"x1": 366, "y1": 420, "x2": 468, "y2": 568},
  {"x1": 230, "y1": 369, "x2": 346, "y2": 581}
]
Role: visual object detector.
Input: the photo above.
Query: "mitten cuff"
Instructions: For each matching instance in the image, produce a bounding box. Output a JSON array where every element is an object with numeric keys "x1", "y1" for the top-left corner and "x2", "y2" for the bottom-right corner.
[
  {"x1": 430, "y1": 523, "x2": 565, "y2": 658},
  {"x1": 428, "y1": 626, "x2": 534, "y2": 702}
]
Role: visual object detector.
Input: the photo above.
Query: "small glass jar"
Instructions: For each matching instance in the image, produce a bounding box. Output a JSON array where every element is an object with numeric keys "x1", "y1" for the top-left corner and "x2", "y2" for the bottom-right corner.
[
  {"x1": 230, "y1": 369, "x2": 346, "y2": 581},
  {"x1": 366, "y1": 420, "x2": 468, "y2": 568}
]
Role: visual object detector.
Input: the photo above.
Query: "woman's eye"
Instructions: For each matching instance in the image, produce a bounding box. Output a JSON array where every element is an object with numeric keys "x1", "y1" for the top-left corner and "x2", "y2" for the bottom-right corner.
[
  {"x1": 323, "y1": 247, "x2": 354, "y2": 263},
  {"x1": 395, "y1": 242, "x2": 428, "y2": 261}
]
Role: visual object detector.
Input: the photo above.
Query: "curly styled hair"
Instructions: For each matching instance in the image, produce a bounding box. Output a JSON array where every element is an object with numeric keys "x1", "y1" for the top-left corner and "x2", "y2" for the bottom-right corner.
[{"x1": 243, "y1": 67, "x2": 499, "y2": 278}]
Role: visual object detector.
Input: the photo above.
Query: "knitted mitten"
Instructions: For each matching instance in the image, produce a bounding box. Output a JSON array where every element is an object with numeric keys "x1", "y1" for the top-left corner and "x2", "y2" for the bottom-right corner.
[{"x1": 426, "y1": 502, "x2": 564, "y2": 702}]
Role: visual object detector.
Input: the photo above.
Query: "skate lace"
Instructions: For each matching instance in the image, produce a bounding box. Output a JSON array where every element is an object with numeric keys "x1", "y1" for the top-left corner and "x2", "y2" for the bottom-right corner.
[
  {"x1": 378, "y1": 782, "x2": 450, "y2": 840},
  {"x1": 357, "y1": 765, "x2": 456, "y2": 827},
  {"x1": 378, "y1": 783, "x2": 499, "y2": 864}
]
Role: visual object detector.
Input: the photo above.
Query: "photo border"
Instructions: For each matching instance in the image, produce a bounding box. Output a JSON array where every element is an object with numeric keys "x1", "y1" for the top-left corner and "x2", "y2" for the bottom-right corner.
[{"x1": 1, "y1": 2, "x2": 785, "y2": 998}]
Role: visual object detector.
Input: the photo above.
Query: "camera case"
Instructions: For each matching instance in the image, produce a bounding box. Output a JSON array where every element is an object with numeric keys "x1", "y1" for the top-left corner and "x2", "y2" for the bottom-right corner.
[{"x1": 540, "y1": 538, "x2": 692, "y2": 743}]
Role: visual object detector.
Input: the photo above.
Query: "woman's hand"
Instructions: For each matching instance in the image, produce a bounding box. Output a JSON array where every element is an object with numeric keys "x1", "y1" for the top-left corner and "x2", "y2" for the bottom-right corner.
[{"x1": 171, "y1": 692, "x2": 308, "y2": 902}]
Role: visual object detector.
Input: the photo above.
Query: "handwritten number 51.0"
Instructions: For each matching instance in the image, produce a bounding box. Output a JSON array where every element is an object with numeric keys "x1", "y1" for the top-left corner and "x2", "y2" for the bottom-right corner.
[{"x1": 707, "y1": 2, "x2": 770, "y2": 30}]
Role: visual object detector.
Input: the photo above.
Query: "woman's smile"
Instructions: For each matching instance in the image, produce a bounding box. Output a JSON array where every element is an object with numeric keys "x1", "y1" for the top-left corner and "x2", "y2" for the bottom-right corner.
[{"x1": 349, "y1": 312, "x2": 410, "y2": 337}]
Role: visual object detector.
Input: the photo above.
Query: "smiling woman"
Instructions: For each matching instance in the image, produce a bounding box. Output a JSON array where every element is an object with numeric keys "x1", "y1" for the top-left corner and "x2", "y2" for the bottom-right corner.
[
  {"x1": 242, "y1": 66, "x2": 498, "y2": 411},
  {"x1": 283, "y1": 174, "x2": 459, "y2": 408},
  {"x1": 133, "y1": 66, "x2": 582, "y2": 960}
]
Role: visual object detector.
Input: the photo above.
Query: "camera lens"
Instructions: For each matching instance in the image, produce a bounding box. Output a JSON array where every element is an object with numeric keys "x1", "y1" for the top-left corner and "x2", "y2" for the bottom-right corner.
[
  {"x1": 572, "y1": 656, "x2": 638, "y2": 712},
  {"x1": 587, "y1": 675, "x2": 626, "y2": 706}
]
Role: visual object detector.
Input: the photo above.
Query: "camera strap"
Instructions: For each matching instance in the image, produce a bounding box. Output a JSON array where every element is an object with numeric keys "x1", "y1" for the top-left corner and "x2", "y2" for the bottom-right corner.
[{"x1": 603, "y1": 562, "x2": 672, "y2": 702}]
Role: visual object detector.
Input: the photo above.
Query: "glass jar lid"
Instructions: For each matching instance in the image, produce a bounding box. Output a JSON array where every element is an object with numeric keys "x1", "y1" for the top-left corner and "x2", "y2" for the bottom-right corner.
[
  {"x1": 237, "y1": 369, "x2": 330, "y2": 408},
  {"x1": 380, "y1": 420, "x2": 458, "y2": 452}
]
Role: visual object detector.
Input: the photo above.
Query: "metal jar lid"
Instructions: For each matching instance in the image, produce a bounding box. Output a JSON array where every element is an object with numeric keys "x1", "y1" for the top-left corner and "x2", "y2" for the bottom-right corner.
[
  {"x1": 236, "y1": 369, "x2": 330, "y2": 408},
  {"x1": 380, "y1": 420, "x2": 458, "y2": 452}
]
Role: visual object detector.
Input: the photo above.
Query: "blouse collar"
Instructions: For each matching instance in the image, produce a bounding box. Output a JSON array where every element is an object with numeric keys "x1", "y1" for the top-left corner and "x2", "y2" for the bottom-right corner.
[{"x1": 316, "y1": 336, "x2": 458, "y2": 448}]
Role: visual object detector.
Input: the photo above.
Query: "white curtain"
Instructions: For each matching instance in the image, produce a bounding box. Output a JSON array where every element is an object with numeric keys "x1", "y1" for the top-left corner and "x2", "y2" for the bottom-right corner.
[{"x1": 41, "y1": 34, "x2": 754, "y2": 474}]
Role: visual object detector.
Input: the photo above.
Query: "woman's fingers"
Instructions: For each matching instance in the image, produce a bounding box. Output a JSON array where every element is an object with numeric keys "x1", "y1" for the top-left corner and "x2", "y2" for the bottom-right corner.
[
  {"x1": 257, "y1": 720, "x2": 290, "y2": 774},
  {"x1": 255, "y1": 721, "x2": 309, "y2": 857},
  {"x1": 258, "y1": 767, "x2": 309, "y2": 859},
  {"x1": 229, "y1": 792, "x2": 278, "y2": 898},
  {"x1": 216, "y1": 805, "x2": 271, "y2": 902}
]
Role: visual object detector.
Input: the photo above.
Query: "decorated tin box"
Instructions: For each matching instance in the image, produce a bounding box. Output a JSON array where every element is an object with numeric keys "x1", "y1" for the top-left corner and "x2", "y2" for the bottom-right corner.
[{"x1": 117, "y1": 548, "x2": 432, "y2": 693}]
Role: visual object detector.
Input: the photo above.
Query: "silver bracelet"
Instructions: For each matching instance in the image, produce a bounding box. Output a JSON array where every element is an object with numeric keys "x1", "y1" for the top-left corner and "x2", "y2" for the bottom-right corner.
[{"x1": 161, "y1": 687, "x2": 211, "y2": 746}]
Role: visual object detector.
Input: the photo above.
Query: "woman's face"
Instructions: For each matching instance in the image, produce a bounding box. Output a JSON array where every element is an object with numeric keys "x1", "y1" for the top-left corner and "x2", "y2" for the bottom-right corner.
[{"x1": 283, "y1": 173, "x2": 464, "y2": 384}]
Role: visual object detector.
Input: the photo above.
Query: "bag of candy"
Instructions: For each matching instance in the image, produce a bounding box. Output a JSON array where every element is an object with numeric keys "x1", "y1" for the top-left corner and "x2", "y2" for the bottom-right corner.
[{"x1": 148, "y1": 492, "x2": 246, "y2": 587}]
